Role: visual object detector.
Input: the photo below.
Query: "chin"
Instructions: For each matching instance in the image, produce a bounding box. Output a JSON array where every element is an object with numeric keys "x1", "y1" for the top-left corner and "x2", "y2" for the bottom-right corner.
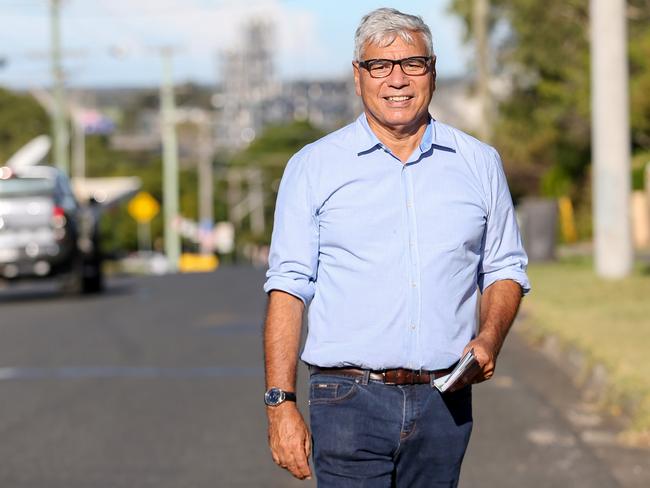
[{"x1": 383, "y1": 114, "x2": 420, "y2": 128}]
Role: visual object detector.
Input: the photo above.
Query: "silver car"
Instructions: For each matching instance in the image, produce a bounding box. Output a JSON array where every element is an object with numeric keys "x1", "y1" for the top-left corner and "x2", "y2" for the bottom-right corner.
[{"x1": 0, "y1": 164, "x2": 103, "y2": 294}]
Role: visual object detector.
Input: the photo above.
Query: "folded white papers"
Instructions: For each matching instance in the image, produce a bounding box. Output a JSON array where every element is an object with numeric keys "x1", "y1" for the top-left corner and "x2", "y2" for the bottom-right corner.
[{"x1": 434, "y1": 349, "x2": 478, "y2": 393}]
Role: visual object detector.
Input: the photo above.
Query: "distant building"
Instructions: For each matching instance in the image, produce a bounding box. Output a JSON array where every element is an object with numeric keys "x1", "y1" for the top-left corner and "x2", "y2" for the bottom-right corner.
[
  {"x1": 430, "y1": 77, "x2": 482, "y2": 135},
  {"x1": 212, "y1": 19, "x2": 361, "y2": 150},
  {"x1": 214, "y1": 19, "x2": 280, "y2": 150},
  {"x1": 263, "y1": 79, "x2": 362, "y2": 130}
]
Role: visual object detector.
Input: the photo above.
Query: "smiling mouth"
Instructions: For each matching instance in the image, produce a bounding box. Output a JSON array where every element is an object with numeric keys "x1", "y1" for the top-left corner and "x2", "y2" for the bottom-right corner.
[{"x1": 384, "y1": 96, "x2": 413, "y2": 102}]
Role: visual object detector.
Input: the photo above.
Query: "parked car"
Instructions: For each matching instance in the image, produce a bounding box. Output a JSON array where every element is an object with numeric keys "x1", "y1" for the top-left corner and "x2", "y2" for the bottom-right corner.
[{"x1": 0, "y1": 164, "x2": 103, "y2": 294}]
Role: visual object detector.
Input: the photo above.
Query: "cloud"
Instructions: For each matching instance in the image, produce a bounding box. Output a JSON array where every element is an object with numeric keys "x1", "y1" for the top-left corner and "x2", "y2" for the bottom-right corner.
[
  {"x1": 95, "y1": 0, "x2": 318, "y2": 59},
  {"x1": 0, "y1": 0, "x2": 468, "y2": 87}
]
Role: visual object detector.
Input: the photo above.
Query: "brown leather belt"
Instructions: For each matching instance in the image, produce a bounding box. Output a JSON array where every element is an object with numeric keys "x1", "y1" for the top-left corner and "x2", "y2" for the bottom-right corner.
[{"x1": 310, "y1": 365, "x2": 454, "y2": 385}]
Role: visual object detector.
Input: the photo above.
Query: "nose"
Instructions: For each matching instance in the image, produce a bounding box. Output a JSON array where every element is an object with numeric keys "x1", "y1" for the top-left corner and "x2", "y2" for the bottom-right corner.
[{"x1": 386, "y1": 63, "x2": 409, "y2": 88}]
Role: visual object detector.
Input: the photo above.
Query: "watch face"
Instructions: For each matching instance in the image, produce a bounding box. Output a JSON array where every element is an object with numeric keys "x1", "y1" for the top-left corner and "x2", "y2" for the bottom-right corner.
[{"x1": 265, "y1": 388, "x2": 285, "y2": 406}]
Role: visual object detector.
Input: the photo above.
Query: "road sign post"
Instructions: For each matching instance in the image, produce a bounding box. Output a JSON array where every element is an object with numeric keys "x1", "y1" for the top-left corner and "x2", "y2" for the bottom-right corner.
[
  {"x1": 137, "y1": 222, "x2": 152, "y2": 252},
  {"x1": 128, "y1": 192, "x2": 160, "y2": 253}
]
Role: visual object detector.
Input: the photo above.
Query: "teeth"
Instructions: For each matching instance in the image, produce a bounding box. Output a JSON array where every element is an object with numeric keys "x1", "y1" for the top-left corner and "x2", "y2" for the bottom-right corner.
[{"x1": 387, "y1": 96, "x2": 410, "y2": 101}]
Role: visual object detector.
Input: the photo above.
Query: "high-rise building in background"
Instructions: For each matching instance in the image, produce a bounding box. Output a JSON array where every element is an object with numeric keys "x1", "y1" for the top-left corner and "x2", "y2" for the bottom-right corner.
[
  {"x1": 213, "y1": 18, "x2": 361, "y2": 151},
  {"x1": 214, "y1": 19, "x2": 280, "y2": 150}
]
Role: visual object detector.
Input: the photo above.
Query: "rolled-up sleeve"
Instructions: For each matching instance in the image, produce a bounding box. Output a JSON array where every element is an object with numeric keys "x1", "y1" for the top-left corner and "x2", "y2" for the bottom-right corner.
[
  {"x1": 478, "y1": 149, "x2": 531, "y2": 295},
  {"x1": 263, "y1": 151, "x2": 319, "y2": 305}
]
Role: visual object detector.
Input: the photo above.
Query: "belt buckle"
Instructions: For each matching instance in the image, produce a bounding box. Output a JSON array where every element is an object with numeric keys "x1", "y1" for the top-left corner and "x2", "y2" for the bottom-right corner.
[
  {"x1": 413, "y1": 369, "x2": 421, "y2": 384},
  {"x1": 381, "y1": 368, "x2": 425, "y2": 385}
]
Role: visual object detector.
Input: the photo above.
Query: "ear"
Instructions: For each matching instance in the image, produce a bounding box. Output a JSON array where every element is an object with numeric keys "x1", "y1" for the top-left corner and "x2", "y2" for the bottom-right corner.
[
  {"x1": 430, "y1": 56, "x2": 437, "y2": 93},
  {"x1": 353, "y1": 62, "x2": 362, "y2": 97}
]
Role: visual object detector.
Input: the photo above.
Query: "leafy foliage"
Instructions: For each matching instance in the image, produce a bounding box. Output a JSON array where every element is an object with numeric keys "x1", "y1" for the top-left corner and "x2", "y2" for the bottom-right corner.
[
  {"x1": 449, "y1": 0, "x2": 650, "y2": 201},
  {"x1": 630, "y1": 24, "x2": 650, "y2": 150},
  {"x1": 227, "y1": 120, "x2": 326, "y2": 247},
  {"x1": 229, "y1": 120, "x2": 325, "y2": 169},
  {"x1": 0, "y1": 88, "x2": 49, "y2": 164},
  {"x1": 85, "y1": 135, "x2": 202, "y2": 255}
]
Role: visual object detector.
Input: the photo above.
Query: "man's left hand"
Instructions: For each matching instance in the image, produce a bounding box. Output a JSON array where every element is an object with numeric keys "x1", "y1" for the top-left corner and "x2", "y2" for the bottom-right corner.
[
  {"x1": 448, "y1": 332, "x2": 500, "y2": 392},
  {"x1": 448, "y1": 279, "x2": 523, "y2": 392}
]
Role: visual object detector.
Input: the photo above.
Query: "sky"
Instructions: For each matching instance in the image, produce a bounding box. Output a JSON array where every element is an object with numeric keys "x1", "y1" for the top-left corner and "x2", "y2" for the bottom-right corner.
[{"x1": 0, "y1": 0, "x2": 472, "y2": 88}]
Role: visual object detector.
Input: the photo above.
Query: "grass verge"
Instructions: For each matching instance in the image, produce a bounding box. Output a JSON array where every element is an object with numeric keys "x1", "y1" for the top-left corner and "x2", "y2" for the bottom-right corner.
[{"x1": 520, "y1": 257, "x2": 650, "y2": 443}]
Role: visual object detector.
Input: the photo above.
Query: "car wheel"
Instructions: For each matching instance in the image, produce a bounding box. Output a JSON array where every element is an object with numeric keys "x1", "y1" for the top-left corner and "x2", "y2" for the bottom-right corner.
[
  {"x1": 81, "y1": 259, "x2": 104, "y2": 294},
  {"x1": 61, "y1": 258, "x2": 84, "y2": 296}
]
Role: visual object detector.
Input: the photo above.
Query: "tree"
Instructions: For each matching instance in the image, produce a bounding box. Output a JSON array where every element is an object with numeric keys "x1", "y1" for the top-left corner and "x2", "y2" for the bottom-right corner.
[
  {"x1": 0, "y1": 88, "x2": 49, "y2": 164},
  {"x1": 449, "y1": 0, "x2": 650, "y2": 202},
  {"x1": 84, "y1": 135, "x2": 204, "y2": 254},
  {"x1": 227, "y1": 120, "x2": 326, "y2": 247}
]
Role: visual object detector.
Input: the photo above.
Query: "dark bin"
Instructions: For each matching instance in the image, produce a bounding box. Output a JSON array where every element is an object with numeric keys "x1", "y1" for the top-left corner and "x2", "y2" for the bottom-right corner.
[{"x1": 517, "y1": 197, "x2": 558, "y2": 262}]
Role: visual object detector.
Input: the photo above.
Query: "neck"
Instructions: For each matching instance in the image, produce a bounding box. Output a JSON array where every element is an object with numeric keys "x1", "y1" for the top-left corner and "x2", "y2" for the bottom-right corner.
[{"x1": 365, "y1": 113, "x2": 430, "y2": 163}]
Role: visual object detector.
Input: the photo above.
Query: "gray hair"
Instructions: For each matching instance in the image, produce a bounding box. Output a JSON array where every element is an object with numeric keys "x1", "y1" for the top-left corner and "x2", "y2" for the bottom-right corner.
[{"x1": 354, "y1": 8, "x2": 434, "y2": 61}]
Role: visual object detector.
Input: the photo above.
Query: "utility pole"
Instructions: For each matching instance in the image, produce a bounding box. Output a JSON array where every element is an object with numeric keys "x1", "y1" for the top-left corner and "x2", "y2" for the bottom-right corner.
[
  {"x1": 227, "y1": 168, "x2": 265, "y2": 236},
  {"x1": 72, "y1": 113, "x2": 85, "y2": 179},
  {"x1": 174, "y1": 109, "x2": 216, "y2": 255},
  {"x1": 30, "y1": 88, "x2": 86, "y2": 179},
  {"x1": 50, "y1": 0, "x2": 69, "y2": 174},
  {"x1": 160, "y1": 47, "x2": 181, "y2": 272},
  {"x1": 591, "y1": 0, "x2": 632, "y2": 278},
  {"x1": 197, "y1": 118, "x2": 214, "y2": 255},
  {"x1": 473, "y1": 0, "x2": 492, "y2": 143}
]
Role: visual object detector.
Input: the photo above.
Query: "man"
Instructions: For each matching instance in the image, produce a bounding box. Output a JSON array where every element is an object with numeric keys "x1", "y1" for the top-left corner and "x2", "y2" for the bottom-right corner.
[{"x1": 263, "y1": 7, "x2": 530, "y2": 487}]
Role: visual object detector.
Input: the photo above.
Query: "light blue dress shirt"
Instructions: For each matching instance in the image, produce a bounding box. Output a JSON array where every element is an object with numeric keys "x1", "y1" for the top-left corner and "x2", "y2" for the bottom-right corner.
[{"x1": 264, "y1": 114, "x2": 530, "y2": 371}]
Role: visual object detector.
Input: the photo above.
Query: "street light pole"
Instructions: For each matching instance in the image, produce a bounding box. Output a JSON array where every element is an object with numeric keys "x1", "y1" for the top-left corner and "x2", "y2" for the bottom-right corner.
[
  {"x1": 50, "y1": 0, "x2": 69, "y2": 174},
  {"x1": 160, "y1": 47, "x2": 181, "y2": 271},
  {"x1": 591, "y1": 0, "x2": 632, "y2": 278}
]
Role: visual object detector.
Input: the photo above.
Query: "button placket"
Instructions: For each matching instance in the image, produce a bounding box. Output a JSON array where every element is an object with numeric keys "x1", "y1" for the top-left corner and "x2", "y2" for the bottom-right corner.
[{"x1": 402, "y1": 166, "x2": 422, "y2": 369}]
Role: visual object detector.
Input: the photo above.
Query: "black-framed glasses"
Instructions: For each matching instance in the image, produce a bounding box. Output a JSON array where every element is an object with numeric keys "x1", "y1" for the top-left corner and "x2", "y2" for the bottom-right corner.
[{"x1": 358, "y1": 56, "x2": 433, "y2": 78}]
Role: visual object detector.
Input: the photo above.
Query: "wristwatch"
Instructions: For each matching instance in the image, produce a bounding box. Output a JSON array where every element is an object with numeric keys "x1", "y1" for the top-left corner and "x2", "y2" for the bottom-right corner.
[{"x1": 264, "y1": 387, "x2": 297, "y2": 406}]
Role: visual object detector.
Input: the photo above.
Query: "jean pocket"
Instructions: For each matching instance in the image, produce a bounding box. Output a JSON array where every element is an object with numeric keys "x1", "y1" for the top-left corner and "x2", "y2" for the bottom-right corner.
[
  {"x1": 442, "y1": 384, "x2": 473, "y2": 425},
  {"x1": 309, "y1": 377, "x2": 358, "y2": 405}
]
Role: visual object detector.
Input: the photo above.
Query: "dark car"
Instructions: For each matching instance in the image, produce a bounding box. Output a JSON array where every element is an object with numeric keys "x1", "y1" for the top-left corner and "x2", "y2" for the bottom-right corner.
[{"x1": 0, "y1": 164, "x2": 103, "y2": 294}]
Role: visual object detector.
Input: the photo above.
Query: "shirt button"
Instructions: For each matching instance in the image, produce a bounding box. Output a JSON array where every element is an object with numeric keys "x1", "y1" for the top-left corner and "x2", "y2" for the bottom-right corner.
[
  {"x1": 410, "y1": 323, "x2": 416, "y2": 330},
  {"x1": 411, "y1": 282, "x2": 417, "y2": 288},
  {"x1": 407, "y1": 201, "x2": 413, "y2": 208}
]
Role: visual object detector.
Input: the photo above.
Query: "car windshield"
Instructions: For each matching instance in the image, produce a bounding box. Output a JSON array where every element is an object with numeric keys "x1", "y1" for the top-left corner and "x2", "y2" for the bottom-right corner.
[{"x1": 0, "y1": 178, "x2": 54, "y2": 197}]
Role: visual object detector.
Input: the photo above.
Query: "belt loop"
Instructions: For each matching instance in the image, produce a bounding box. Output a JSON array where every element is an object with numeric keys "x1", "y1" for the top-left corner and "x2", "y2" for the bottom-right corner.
[
  {"x1": 430, "y1": 372, "x2": 436, "y2": 388},
  {"x1": 361, "y1": 369, "x2": 370, "y2": 386}
]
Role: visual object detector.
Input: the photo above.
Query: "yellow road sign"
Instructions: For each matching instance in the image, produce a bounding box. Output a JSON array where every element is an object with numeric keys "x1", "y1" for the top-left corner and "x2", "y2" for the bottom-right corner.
[{"x1": 128, "y1": 191, "x2": 160, "y2": 223}]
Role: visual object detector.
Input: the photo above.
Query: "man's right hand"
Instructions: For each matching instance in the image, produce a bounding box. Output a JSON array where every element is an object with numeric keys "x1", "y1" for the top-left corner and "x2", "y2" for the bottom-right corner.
[{"x1": 267, "y1": 403, "x2": 312, "y2": 480}]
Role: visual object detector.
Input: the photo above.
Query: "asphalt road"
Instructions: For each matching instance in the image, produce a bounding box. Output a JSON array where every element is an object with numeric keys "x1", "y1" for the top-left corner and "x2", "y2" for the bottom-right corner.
[{"x1": 0, "y1": 268, "x2": 647, "y2": 487}]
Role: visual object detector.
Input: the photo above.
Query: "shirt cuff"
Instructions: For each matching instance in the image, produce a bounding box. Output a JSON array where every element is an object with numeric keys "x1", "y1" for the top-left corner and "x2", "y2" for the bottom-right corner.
[
  {"x1": 263, "y1": 276, "x2": 315, "y2": 305},
  {"x1": 479, "y1": 267, "x2": 531, "y2": 295}
]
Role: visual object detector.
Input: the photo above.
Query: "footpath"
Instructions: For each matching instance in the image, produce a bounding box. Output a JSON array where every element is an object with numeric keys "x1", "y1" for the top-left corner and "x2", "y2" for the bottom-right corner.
[
  {"x1": 462, "y1": 328, "x2": 650, "y2": 488},
  {"x1": 521, "y1": 259, "x2": 650, "y2": 442}
]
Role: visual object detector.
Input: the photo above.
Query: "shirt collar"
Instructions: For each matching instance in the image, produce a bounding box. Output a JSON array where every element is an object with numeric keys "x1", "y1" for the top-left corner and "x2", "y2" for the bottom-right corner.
[
  {"x1": 355, "y1": 113, "x2": 382, "y2": 154},
  {"x1": 355, "y1": 113, "x2": 456, "y2": 156}
]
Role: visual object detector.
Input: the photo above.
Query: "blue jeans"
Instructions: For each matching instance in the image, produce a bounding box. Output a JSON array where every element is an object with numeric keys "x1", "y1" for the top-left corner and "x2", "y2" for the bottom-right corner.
[{"x1": 309, "y1": 373, "x2": 472, "y2": 487}]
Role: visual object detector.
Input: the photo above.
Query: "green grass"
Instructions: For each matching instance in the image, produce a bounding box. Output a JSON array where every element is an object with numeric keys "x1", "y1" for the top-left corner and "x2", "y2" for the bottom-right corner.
[{"x1": 521, "y1": 258, "x2": 650, "y2": 436}]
